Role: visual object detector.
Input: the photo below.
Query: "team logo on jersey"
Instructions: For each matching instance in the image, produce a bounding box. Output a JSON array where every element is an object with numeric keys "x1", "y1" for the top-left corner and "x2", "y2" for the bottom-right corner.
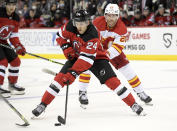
[
  {"x1": 100, "y1": 69, "x2": 106, "y2": 76},
  {"x1": 73, "y1": 40, "x2": 81, "y2": 54},
  {"x1": 0, "y1": 25, "x2": 14, "y2": 40},
  {"x1": 120, "y1": 36, "x2": 126, "y2": 42}
]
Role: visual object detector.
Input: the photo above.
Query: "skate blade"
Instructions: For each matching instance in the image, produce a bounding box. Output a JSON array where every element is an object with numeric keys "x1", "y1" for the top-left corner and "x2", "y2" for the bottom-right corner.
[
  {"x1": 139, "y1": 111, "x2": 147, "y2": 116},
  {"x1": 10, "y1": 90, "x2": 25, "y2": 95},
  {"x1": 31, "y1": 115, "x2": 45, "y2": 120},
  {"x1": 1, "y1": 93, "x2": 11, "y2": 98},
  {"x1": 145, "y1": 102, "x2": 153, "y2": 106},
  {"x1": 31, "y1": 112, "x2": 46, "y2": 120},
  {"x1": 80, "y1": 104, "x2": 87, "y2": 109}
]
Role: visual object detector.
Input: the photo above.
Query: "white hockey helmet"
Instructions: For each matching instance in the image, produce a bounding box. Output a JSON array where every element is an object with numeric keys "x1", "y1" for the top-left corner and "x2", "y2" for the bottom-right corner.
[{"x1": 104, "y1": 3, "x2": 120, "y2": 16}]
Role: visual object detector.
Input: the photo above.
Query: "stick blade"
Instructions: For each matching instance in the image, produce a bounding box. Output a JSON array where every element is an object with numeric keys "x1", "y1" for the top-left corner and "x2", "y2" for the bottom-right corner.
[
  {"x1": 57, "y1": 116, "x2": 65, "y2": 125},
  {"x1": 16, "y1": 123, "x2": 30, "y2": 127}
]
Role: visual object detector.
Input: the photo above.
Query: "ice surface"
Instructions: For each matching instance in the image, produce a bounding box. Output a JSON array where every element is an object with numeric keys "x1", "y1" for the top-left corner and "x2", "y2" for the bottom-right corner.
[{"x1": 0, "y1": 59, "x2": 177, "y2": 131}]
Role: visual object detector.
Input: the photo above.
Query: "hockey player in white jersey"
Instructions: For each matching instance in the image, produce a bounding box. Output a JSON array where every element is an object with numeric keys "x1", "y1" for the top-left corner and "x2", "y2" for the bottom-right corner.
[{"x1": 78, "y1": 3, "x2": 152, "y2": 107}]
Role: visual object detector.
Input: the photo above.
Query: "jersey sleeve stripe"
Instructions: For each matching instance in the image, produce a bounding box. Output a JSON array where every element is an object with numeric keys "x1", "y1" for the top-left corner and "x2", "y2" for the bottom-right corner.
[
  {"x1": 10, "y1": 33, "x2": 19, "y2": 38},
  {"x1": 80, "y1": 53, "x2": 95, "y2": 61},
  {"x1": 112, "y1": 43, "x2": 124, "y2": 49},
  {"x1": 0, "y1": 65, "x2": 6, "y2": 70},
  {"x1": 107, "y1": 46, "x2": 120, "y2": 59},
  {"x1": 80, "y1": 52, "x2": 96, "y2": 57},
  {"x1": 112, "y1": 44, "x2": 122, "y2": 54},
  {"x1": 58, "y1": 28, "x2": 66, "y2": 39},
  {"x1": 79, "y1": 56, "x2": 94, "y2": 65}
]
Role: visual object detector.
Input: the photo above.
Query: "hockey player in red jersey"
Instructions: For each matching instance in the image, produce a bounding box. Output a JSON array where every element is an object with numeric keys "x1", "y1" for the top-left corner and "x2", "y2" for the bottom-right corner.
[
  {"x1": 0, "y1": 0, "x2": 26, "y2": 97},
  {"x1": 32, "y1": 9, "x2": 145, "y2": 117},
  {"x1": 78, "y1": 3, "x2": 152, "y2": 106}
]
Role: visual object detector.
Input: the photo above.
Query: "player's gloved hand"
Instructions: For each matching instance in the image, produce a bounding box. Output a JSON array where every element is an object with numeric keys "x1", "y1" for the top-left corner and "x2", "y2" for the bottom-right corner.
[
  {"x1": 61, "y1": 70, "x2": 79, "y2": 85},
  {"x1": 63, "y1": 47, "x2": 76, "y2": 60},
  {"x1": 61, "y1": 43, "x2": 76, "y2": 60},
  {"x1": 14, "y1": 43, "x2": 26, "y2": 56}
]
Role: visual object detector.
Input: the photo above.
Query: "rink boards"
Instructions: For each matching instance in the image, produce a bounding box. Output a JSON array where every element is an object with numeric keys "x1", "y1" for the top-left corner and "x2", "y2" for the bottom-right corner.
[{"x1": 18, "y1": 26, "x2": 177, "y2": 60}]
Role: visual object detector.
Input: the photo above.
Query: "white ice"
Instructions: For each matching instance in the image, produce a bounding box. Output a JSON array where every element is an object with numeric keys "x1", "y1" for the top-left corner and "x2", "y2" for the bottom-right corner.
[{"x1": 0, "y1": 59, "x2": 177, "y2": 131}]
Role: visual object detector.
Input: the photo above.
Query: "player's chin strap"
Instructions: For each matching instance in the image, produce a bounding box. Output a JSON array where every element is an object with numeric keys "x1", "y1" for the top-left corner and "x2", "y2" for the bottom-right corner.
[{"x1": 0, "y1": 43, "x2": 64, "y2": 66}]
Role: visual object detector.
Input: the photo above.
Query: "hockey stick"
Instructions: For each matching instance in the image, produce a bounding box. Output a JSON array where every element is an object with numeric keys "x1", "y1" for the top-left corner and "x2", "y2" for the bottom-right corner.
[
  {"x1": 0, "y1": 93, "x2": 30, "y2": 127},
  {"x1": 42, "y1": 68, "x2": 57, "y2": 76},
  {"x1": 26, "y1": 52, "x2": 64, "y2": 66},
  {"x1": 55, "y1": 81, "x2": 69, "y2": 126},
  {"x1": 0, "y1": 43, "x2": 64, "y2": 66},
  {"x1": 42, "y1": 68, "x2": 87, "y2": 110},
  {"x1": 42, "y1": 68, "x2": 69, "y2": 126}
]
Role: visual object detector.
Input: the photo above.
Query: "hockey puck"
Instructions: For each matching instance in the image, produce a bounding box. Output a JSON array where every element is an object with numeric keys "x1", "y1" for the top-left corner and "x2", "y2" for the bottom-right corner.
[{"x1": 55, "y1": 123, "x2": 61, "y2": 126}]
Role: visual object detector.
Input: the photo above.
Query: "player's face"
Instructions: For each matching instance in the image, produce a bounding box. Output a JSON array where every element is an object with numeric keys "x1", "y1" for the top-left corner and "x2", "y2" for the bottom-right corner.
[
  {"x1": 6, "y1": 3, "x2": 16, "y2": 15},
  {"x1": 143, "y1": 10, "x2": 149, "y2": 16},
  {"x1": 104, "y1": 14, "x2": 119, "y2": 28},
  {"x1": 75, "y1": 21, "x2": 89, "y2": 34}
]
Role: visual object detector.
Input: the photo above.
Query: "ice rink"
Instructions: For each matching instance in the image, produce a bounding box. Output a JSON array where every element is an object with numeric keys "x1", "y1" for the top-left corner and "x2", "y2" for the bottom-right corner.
[{"x1": 0, "y1": 59, "x2": 177, "y2": 131}]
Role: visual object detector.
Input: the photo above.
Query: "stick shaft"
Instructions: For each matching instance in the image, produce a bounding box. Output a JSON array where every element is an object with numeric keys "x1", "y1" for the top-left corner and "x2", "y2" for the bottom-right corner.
[
  {"x1": 64, "y1": 83, "x2": 69, "y2": 124},
  {"x1": 26, "y1": 52, "x2": 64, "y2": 65},
  {"x1": 0, "y1": 43, "x2": 64, "y2": 65},
  {"x1": 0, "y1": 93, "x2": 29, "y2": 125}
]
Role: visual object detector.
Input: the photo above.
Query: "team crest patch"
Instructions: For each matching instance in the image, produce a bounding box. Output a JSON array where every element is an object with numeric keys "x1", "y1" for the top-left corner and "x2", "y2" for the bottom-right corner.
[
  {"x1": 100, "y1": 69, "x2": 105, "y2": 76},
  {"x1": 0, "y1": 25, "x2": 14, "y2": 40},
  {"x1": 120, "y1": 36, "x2": 126, "y2": 42}
]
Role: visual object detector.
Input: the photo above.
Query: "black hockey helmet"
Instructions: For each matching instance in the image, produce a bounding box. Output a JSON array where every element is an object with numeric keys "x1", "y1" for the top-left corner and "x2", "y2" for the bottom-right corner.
[
  {"x1": 6, "y1": 0, "x2": 17, "y2": 4},
  {"x1": 73, "y1": 9, "x2": 90, "y2": 22}
]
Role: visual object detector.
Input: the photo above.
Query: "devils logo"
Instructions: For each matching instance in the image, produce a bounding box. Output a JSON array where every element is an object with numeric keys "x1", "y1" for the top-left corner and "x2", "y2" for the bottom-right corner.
[{"x1": 0, "y1": 25, "x2": 14, "y2": 40}]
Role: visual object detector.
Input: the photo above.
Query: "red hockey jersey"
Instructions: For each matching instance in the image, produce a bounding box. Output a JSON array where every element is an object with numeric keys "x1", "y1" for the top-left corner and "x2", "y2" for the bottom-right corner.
[
  {"x1": 56, "y1": 20, "x2": 107, "y2": 74},
  {"x1": 93, "y1": 16, "x2": 127, "y2": 59},
  {"x1": 0, "y1": 7, "x2": 21, "y2": 47}
]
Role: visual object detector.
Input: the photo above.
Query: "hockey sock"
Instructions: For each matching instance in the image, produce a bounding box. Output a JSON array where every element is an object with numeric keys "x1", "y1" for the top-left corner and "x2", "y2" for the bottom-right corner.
[
  {"x1": 41, "y1": 91, "x2": 55, "y2": 105},
  {"x1": 105, "y1": 77, "x2": 135, "y2": 106},
  {"x1": 0, "y1": 59, "x2": 8, "y2": 85},
  {"x1": 42, "y1": 79, "x2": 63, "y2": 105},
  {"x1": 79, "y1": 71, "x2": 91, "y2": 91},
  {"x1": 119, "y1": 63, "x2": 144, "y2": 93},
  {"x1": 8, "y1": 57, "x2": 21, "y2": 84}
]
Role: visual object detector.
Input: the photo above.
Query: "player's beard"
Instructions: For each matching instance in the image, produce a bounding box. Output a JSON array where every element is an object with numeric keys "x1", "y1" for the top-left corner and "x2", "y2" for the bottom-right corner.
[{"x1": 106, "y1": 18, "x2": 118, "y2": 29}]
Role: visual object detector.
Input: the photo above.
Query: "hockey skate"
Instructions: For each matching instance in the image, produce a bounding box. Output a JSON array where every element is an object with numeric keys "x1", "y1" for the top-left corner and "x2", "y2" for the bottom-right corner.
[
  {"x1": 131, "y1": 102, "x2": 146, "y2": 116},
  {"x1": 31, "y1": 103, "x2": 46, "y2": 119},
  {"x1": 8, "y1": 83, "x2": 25, "y2": 95},
  {"x1": 0, "y1": 87, "x2": 11, "y2": 98},
  {"x1": 79, "y1": 90, "x2": 89, "y2": 109},
  {"x1": 137, "y1": 91, "x2": 152, "y2": 105}
]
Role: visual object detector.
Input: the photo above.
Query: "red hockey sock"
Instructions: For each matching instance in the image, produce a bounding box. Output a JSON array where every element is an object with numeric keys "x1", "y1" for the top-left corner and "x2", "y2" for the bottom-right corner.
[
  {"x1": 0, "y1": 59, "x2": 8, "y2": 85},
  {"x1": 105, "y1": 77, "x2": 135, "y2": 107},
  {"x1": 41, "y1": 91, "x2": 55, "y2": 105},
  {"x1": 105, "y1": 77, "x2": 121, "y2": 90},
  {"x1": 122, "y1": 93, "x2": 135, "y2": 106},
  {"x1": 8, "y1": 57, "x2": 21, "y2": 84}
]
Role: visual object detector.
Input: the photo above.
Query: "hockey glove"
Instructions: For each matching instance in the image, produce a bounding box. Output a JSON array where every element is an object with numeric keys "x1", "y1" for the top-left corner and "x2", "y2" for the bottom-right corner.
[
  {"x1": 14, "y1": 43, "x2": 26, "y2": 56},
  {"x1": 61, "y1": 43, "x2": 76, "y2": 60},
  {"x1": 61, "y1": 70, "x2": 79, "y2": 85}
]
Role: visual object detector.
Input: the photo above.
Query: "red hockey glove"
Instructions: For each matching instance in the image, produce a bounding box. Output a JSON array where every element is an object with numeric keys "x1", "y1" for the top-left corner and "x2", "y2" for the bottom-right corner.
[
  {"x1": 61, "y1": 43, "x2": 76, "y2": 60},
  {"x1": 61, "y1": 70, "x2": 79, "y2": 85},
  {"x1": 14, "y1": 43, "x2": 26, "y2": 56}
]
